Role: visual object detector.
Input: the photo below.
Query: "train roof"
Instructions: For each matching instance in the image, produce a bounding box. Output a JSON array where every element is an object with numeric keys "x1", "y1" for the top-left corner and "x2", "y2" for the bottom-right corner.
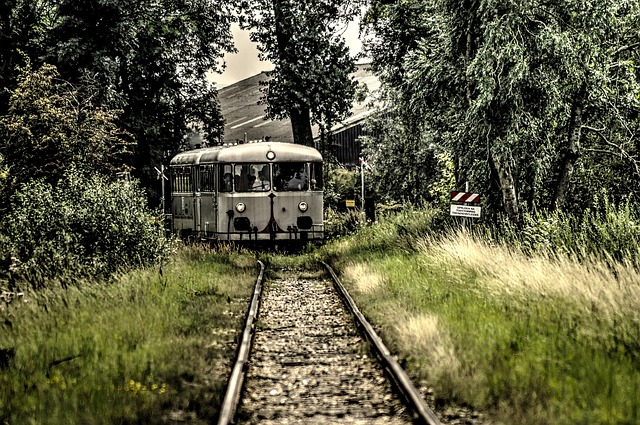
[
  {"x1": 169, "y1": 147, "x2": 224, "y2": 166},
  {"x1": 170, "y1": 142, "x2": 322, "y2": 165},
  {"x1": 217, "y1": 142, "x2": 322, "y2": 163}
]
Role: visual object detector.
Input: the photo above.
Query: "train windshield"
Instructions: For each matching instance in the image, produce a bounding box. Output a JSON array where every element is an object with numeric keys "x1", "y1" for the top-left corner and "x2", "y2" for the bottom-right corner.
[
  {"x1": 273, "y1": 162, "x2": 309, "y2": 192},
  {"x1": 310, "y1": 162, "x2": 323, "y2": 190},
  {"x1": 233, "y1": 163, "x2": 271, "y2": 192}
]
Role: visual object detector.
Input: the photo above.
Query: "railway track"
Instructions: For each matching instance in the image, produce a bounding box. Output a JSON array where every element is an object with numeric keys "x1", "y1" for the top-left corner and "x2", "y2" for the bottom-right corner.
[{"x1": 218, "y1": 261, "x2": 441, "y2": 425}]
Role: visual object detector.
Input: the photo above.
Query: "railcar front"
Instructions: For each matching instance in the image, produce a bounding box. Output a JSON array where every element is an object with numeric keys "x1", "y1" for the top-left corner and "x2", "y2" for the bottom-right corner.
[
  {"x1": 216, "y1": 142, "x2": 324, "y2": 242},
  {"x1": 169, "y1": 142, "x2": 324, "y2": 242}
]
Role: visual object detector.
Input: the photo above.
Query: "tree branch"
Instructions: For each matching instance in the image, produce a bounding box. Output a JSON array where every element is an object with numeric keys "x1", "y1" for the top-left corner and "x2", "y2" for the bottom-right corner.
[
  {"x1": 582, "y1": 126, "x2": 640, "y2": 177},
  {"x1": 614, "y1": 42, "x2": 640, "y2": 56}
]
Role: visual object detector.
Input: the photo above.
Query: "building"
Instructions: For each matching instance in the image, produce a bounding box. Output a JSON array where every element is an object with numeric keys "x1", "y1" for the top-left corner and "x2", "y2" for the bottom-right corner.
[{"x1": 218, "y1": 62, "x2": 380, "y2": 165}]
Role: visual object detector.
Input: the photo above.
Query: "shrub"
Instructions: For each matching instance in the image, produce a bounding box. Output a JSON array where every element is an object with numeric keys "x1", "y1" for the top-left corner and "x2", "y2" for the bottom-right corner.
[
  {"x1": 323, "y1": 164, "x2": 358, "y2": 211},
  {"x1": 0, "y1": 169, "x2": 169, "y2": 286},
  {"x1": 495, "y1": 196, "x2": 640, "y2": 265}
]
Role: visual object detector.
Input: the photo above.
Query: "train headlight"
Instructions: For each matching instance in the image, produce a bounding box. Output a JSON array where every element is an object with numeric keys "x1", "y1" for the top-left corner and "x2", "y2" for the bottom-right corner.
[
  {"x1": 298, "y1": 201, "x2": 308, "y2": 212},
  {"x1": 235, "y1": 202, "x2": 246, "y2": 213},
  {"x1": 266, "y1": 150, "x2": 276, "y2": 160}
]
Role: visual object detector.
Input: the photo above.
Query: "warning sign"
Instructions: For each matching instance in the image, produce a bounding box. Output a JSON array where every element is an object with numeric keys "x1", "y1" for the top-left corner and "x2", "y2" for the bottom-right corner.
[{"x1": 450, "y1": 204, "x2": 481, "y2": 218}]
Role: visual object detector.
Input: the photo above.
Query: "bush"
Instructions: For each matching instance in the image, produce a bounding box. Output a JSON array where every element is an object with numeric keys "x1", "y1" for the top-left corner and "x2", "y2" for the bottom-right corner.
[
  {"x1": 496, "y1": 196, "x2": 640, "y2": 265},
  {"x1": 323, "y1": 164, "x2": 358, "y2": 211},
  {"x1": 0, "y1": 169, "x2": 169, "y2": 286}
]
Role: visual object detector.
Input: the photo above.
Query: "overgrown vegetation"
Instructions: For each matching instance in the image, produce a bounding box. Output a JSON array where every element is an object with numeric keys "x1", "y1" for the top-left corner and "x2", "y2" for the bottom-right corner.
[
  {"x1": 0, "y1": 169, "x2": 170, "y2": 285},
  {"x1": 320, "y1": 203, "x2": 640, "y2": 424},
  {"x1": 0, "y1": 60, "x2": 168, "y2": 288},
  {"x1": 0, "y1": 245, "x2": 257, "y2": 424},
  {"x1": 360, "y1": 0, "x2": 640, "y2": 221}
]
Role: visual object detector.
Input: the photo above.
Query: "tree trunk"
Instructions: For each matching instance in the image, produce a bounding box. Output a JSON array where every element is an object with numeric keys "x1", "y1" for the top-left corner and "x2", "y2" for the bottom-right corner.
[
  {"x1": 554, "y1": 86, "x2": 585, "y2": 210},
  {"x1": 272, "y1": 0, "x2": 314, "y2": 146},
  {"x1": 290, "y1": 106, "x2": 314, "y2": 147},
  {"x1": 491, "y1": 151, "x2": 519, "y2": 223}
]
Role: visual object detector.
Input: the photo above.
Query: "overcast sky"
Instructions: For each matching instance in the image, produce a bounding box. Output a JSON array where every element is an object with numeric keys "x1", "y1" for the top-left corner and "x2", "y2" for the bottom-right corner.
[{"x1": 214, "y1": 22, "x2": 363, "y2": 88}]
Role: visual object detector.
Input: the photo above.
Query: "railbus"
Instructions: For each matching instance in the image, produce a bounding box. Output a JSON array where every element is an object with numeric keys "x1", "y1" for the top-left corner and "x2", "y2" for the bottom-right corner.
[{"x1": 169, "y1": 142, "x2": 324, "y2": 242}]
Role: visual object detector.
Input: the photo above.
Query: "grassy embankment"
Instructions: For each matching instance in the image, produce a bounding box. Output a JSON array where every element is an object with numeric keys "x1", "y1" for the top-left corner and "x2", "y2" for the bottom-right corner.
[
  {"x1": 317, "y1": 206, "x2": 640, "y2": 425},
  {"x1": 0, "y1": 245, "x2": 257, "y2": 425}
]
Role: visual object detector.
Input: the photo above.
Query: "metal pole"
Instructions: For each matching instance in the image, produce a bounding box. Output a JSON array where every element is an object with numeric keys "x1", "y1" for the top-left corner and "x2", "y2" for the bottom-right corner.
[
  {"x1": 361, "y1": 161, "x2": 365, "y2": 211},
  {"x1": 161, "y1": 164, "x2": 166, "y2": 214},
  {"x1": 462, "y1": 181, "x2": 469, "y2": 229}
]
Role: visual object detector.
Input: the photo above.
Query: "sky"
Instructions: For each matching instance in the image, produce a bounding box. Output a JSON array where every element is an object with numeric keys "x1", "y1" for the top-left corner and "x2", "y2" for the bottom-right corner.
[{"x1": 213, "y1": 22, "x2": 363, "y2": 88}]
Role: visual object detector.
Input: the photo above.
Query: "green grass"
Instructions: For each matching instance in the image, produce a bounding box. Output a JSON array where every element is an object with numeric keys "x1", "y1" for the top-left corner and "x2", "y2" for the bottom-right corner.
[
  {"x1": 320, "y1": 207, "x2": 640, "y2": 425},
  {"x1": 0, "y1": 244, "x2": 257, "y2": 424}
]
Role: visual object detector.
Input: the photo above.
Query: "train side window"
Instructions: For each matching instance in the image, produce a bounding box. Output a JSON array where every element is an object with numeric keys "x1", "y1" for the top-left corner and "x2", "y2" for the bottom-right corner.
[
  {"x1": 200, "y1": 165, "x2": 215, "y2": 192},
  {"x1": 171, "y1": 166, "x2": 193, "y2": 193},
  {"x1": 273, "y1": 162, "x2": 308, "y2": 192},
  {"x1": 219, "y1": 164, "x2": 233, "y2": 192}
]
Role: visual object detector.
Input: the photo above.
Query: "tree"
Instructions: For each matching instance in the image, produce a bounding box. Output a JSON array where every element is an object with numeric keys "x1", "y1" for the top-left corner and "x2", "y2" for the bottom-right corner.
[
  {"x1": 0, "y1": 60, "x2": 132, "y2": 207},
  {"x1": 240, "y1": 0, "x2": 360, "y2": 148},
  {"x1": 0, "y1": 0, "x2": 47, "y2": 115},
  {"x1": 41, "y1": 0, "x2": 235, "y2": 201},
  {"x1": 362, "y1": 0, "x2": 640, "y2": 221}
]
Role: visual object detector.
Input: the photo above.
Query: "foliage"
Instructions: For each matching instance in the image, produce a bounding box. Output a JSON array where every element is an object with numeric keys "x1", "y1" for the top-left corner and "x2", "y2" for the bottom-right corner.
[
  {"x1": 0, "y1": 169, "x2": 169, "y2": 286},
  {"x1": 324, "y1": 207, "x2": 365, "y2": 239},
  {"x1": 0, "y1": 0, "x2": 46, "y2": 114},
  {"x1": 321, "y1": 205, "x2": 640, "y2": 424},
  {"x1": 240, "y1": 0, "x2": 360, "y2": 146},
  {"x1": 497, "y1": 195, "x2": 640, "y2": 266},
  {"x1": 361, "y1": 0, "x2": 640, "y2": 221},
  {"x1": 361, "y1": 107, "x2": 452, "y2": 205},
  {"x1": 0, "y1": 245, "x2": 256, "y2": 424},
  {"x1": 322, "y1": 203, "x2": 445, "y2": 256},
  {"x1": 0, "y1": 60, "x2": 132, "y2": 204},
  {"x1": 323, "y1": 164, "x2": 358, "y2": 210},
  {"x1": 0, "y1": 0, "x2": 236, "y2": 205}
]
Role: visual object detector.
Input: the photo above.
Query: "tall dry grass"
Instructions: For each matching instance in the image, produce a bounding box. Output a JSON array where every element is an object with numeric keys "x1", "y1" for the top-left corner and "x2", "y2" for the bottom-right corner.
[
  {"x1": 325, "y1": 214, "x2": 640, "y2": 424},
  {"x1": 417, "y1": 231, "x2": 640, "y2": 324}
]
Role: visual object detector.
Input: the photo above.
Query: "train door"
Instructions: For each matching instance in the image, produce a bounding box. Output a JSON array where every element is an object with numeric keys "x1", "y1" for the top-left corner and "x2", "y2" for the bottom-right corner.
[
  {"x1": 171, "y1": 166, "x2": 196, "y2": 235},
  {"x1": 199, "y1": 164, "x2": 218, "y2": 237},
  {"x1": 194, "y1": 166, "x2": 201, "y2": 234},
  {"x1": 217, "y1": 163, "x2": 235, "y2": 240}
]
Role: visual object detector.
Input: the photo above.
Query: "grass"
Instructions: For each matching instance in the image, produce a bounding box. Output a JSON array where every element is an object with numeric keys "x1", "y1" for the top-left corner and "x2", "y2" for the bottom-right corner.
[
  {"x1": 320, "y1": 207, "x2": 640, "y2": 425},
  {"x1": 0, "y1": 244, "x2": 257, "y2": 424}
]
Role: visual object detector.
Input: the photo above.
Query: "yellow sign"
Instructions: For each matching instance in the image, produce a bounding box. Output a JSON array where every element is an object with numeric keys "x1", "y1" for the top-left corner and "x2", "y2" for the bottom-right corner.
[{"x1": 345, "y1": 199, "x2": 356, "y2": 208}]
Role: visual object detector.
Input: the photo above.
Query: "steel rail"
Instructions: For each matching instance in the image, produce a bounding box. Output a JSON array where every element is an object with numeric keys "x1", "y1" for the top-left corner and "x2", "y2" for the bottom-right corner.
[
  {"x1": 322, "y1": 261, "x2": 442, "y2": 425},
  {"x1": 217, "y1": 260, "x2": 265, "y2": 425}
]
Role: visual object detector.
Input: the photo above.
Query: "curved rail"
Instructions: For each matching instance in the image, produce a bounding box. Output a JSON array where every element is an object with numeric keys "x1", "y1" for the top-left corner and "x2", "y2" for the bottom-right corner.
[
  {"x1": 217, "y1": 260, "x2": 265, "y2": 425},
  {"x1": 322, "y1": 262, "x2": 442, "y2": 425}
]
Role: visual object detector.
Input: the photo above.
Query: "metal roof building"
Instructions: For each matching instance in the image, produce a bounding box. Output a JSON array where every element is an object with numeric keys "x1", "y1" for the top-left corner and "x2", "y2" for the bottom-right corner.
[{"x1": 217, "y1": 63, "x2": 380, "y2": 164}]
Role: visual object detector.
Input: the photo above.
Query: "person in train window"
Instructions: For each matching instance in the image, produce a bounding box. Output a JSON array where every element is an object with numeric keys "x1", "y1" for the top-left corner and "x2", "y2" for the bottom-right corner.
[
  {"x1": 287, "y1": 172, "x2": 305, "y2": 190},
  {"x1": 252, "y1": 166, "x2": 270, "y2": 191},
  {"x1": 222, "y1": 173, "x2": 233, "y2": 192}
]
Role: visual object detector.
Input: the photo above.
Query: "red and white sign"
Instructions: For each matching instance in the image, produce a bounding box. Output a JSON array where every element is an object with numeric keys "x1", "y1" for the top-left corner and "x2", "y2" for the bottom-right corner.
[
  {"x1": 450, "y1": 191, "x2": 480, "y2": 203},
  {"x1": 450, "y1": 191, "x2": 481, "y2": 218}
]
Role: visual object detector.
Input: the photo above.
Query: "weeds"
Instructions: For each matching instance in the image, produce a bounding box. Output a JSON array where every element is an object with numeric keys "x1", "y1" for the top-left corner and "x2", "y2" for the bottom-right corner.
[
  {"x1": 0, "y1": 244, "x2": 256, "y2": 424},
  {"x1": 322, "y1": 202, "x2": 640, "y2": 424}
]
